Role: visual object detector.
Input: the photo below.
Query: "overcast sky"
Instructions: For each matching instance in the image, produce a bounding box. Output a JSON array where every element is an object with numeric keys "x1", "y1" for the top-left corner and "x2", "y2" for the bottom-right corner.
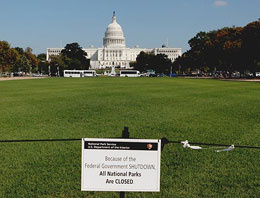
[{"x1": 0, "y1": 0, "x2": 259, "y2": 54}]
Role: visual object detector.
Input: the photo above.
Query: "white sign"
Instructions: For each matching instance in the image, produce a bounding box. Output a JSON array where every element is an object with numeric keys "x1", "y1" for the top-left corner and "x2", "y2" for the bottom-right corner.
[{"x1": 81, "y1": 138, "x2": 161, "y2": 192}]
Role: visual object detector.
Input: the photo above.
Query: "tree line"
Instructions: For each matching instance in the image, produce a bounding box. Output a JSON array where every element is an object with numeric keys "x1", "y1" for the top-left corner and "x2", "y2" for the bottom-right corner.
[
  {"x1": 0, "y1": 42, "x2": 89, "y2": 76},
  {"x1": 49, "y1": 43, "x2": 89, "y2": 76},
  {"x1": 172, "y1": 19, "x2": 260, "y2": 76},
  {"x1": 0, "y1": 41, "x2": 40, "y2": 74},
  {"x1": 130, "y1": 51, "x2": 172, "y2": 74}
]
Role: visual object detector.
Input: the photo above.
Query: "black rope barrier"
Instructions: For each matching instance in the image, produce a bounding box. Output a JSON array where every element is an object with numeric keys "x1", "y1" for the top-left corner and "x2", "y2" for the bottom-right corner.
[
  {"x1": 0, "y1": 137, "x2": 260, "y2": 150},
  {"x1": 0, "y1": 138, "x2": 81, "y2": 143}
]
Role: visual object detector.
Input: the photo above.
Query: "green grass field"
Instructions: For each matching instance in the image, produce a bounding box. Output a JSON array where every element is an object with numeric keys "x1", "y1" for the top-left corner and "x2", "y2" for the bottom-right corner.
[{"x1": 0, "y1": 77, "x2": 260, "y2": 197}]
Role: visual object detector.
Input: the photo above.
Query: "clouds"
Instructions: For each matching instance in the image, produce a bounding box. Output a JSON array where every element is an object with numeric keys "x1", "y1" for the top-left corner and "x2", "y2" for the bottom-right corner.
[{"x1": 214, "y1": 1, "x2": 228, "y2": 7}]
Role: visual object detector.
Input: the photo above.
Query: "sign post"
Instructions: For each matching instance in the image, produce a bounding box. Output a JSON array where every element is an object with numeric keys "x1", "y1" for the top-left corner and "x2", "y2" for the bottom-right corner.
[
  {"x1": 120, "y1": 127, "x2": 129, "y2": 198},
  {"x1": 81, "y1": 136, "x2": 161, "y2": 194}
]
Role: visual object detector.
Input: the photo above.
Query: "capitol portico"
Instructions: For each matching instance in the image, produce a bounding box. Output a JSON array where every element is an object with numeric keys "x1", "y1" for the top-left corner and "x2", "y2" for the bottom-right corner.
[{"x1": 47, "y1": 12, "x2": 182, "y2": 69}]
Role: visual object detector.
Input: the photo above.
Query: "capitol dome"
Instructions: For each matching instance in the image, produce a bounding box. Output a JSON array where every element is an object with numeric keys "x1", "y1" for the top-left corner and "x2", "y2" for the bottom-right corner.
[{"x1": 103, "y1": 12, "x2": 126, "y2": 48}]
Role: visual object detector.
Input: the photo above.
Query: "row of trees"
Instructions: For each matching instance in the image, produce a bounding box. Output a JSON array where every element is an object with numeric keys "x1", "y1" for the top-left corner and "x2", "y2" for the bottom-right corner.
[
  {"x1": 130, "y1": 51, "x2": 173, "y2": 74},
  {"x1": 49, "y1": 43, "x2": 89, "y2": 76},
  {"x1": 0, "y1": 41, "x2": 40, "y2": 74},
  {"x1": 172, "y1": 19, "x2": 260, "y2": 76},
  {"x1": 0, "y1": 41, "x2": 89, "y2": 76}
]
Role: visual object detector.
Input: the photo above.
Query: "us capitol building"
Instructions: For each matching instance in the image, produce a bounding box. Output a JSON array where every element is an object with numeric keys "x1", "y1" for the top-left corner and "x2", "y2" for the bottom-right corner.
[{"x1": 46, "y1": 12, "x2": 182, "y2": 69}]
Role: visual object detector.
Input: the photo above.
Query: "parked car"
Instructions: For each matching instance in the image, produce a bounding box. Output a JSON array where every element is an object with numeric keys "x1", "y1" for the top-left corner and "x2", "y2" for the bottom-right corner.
[
  {"x1": 158, "y1": 73, "x2": 167, "y2": 77},
  {"x1": 169, "y1": 73, "x2": 178, "y2": 77},
  {"x1": 140, "y1": 73, "x2": 148, "y2": 77},
  {"x1": 32, "y1": 73, "x2": 42, "y2": 77},
  {"x1": 0, "y1": 73, "x2": 10, "y2": 77},
  {"x1": 149, "y1": 73, "x2": 157, "y2": 77},
  {"x1": 245, "y1": 73, "x2": 254, "y2": 79},
  {"x1": 232, "y1": 72, "x2": 240, "y2": 78}
]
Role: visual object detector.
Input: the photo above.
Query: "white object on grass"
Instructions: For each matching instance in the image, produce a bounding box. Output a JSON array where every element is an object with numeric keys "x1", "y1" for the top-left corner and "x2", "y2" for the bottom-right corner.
[
  {"x1": 181, "y1": 140, "x2": 202, "y2": 150},
  {"x1": 216, "y1": 145, "x2": 235, "y2": 152}
]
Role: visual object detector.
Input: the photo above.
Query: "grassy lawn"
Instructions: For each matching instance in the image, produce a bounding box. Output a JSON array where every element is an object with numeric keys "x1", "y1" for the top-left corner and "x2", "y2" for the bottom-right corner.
[{"x1": 0, "y1": 77, "x2": 260, "y2": 197}]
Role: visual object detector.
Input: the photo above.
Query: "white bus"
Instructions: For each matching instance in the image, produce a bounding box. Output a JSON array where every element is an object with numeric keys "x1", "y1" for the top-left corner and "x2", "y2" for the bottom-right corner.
[
  {"x1": 120, "y1": 70, "x2": 140, "y2": 77},
  {"x1": 83, "y1": 70, "x2": 97, "y2": 77},
  {"x1": 64, "y1": 70, "x2": 96, "y2": 77},
  {"x1": 256, "y1": 72, "x2": 260, "y2": 78}
]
